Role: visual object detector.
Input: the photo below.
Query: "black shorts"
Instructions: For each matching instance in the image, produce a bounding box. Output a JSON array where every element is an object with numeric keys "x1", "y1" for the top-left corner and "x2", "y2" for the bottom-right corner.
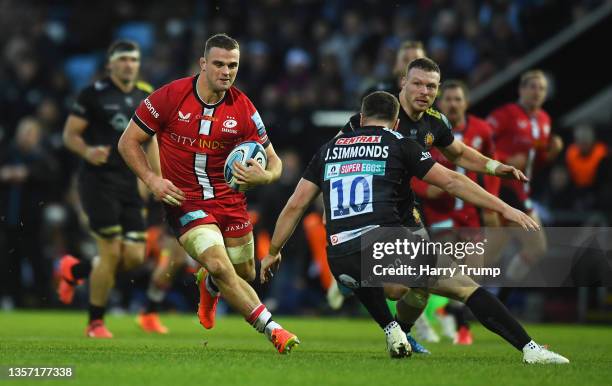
[
  {"x1": 78, "y1": 171, "x2": 145, "y2": 241},
  {"x1": 329, "y1": 226, "x2": 436, "y2": 289}
]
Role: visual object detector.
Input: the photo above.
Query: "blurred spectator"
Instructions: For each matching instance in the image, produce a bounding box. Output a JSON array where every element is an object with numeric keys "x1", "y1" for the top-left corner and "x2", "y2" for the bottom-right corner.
[
  {"x1": 0, "y1": 117, "x2": 61, "y2": 307},
  {"x1": 565, "y1": 125, "x2": 608, "y2": 190}
]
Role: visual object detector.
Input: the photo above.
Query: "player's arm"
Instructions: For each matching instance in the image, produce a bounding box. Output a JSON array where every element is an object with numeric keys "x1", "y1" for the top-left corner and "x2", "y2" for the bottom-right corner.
[
  {"x1": 263, "y1": 143, "x2": 282, "y2": 183},
  {"x1": 62, "y1": 115, "x2": 110, "y2": 165},
  {"x1": 421, "y1": 163, "x2": 539, "y2": 230},
  {"x1": 233, "y1": 143, "x2": 282, "y2": 186},
  {"x1": 118, "y1": 120, "x2": 185, "y2": 206},
  {"x1": 440, "y1": 139, "x2": 528, "y2": 182},
  {"x1": 145, "y1": 135, "x2": 161, "y2": 176},
  {"x1": 137, "y1": 136, "x2": 161, "y2": 201},
  {"x1": 411, "y1": 176, "x2": 444, "y2": 199},
  {"x1": 260, "y1": 178, "x2": 321, "y2": 283}
]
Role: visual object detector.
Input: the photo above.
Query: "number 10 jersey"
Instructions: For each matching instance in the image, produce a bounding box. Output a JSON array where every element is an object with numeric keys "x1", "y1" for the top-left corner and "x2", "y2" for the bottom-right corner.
[{"x1": 302, "y1": 126, "x2": 435, "y2": 257}]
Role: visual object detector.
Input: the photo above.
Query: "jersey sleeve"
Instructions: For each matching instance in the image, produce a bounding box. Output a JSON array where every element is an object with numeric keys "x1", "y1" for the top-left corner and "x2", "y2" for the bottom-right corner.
[
  {"x1": 243, "y1": 98, "x2": 271, "y2": 148},
  {"x1": 302, "y1": 149, "x2": 324, "y2": 187},
  {"x1": 70, "y1": 88, "x2": 96, "y2": 121},
  {"x1": 401, "y1": 139, "x2": 436, "y2": 179},
  {"x1": 341, "y1": 113, "x2": 360, "y2": 134},
  {"x1": 435, "y1": 113, "x2": 455, "y2": 148},
  {"x1": 133, "y1": 84, "x2": 171, "y2": 136}
]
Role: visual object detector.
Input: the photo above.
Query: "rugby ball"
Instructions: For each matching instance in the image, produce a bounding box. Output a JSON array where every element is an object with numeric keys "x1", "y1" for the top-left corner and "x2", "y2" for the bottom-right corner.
[{"x1": 224, "y1": 141, "x2": 268, "y2": 192}]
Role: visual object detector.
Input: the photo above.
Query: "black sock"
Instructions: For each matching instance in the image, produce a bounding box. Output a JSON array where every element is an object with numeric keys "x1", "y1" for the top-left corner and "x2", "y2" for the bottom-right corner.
[
  {"x1": 145, "y1": 300, "x2": 162, "y2": 314},
  {"x1": 395, "y1": 318, "x2": 413, "y2": 333},
  {"x1": 206, "y1": 275, "x2": 219, "y2": 293},
  {"x1": 71, "y1": 260, "x2": 92, "y2": 281},
  {"x1": 465, "y1": 288, "x2": 531, "y2": 351},
  {"x1": 445, "y1": 303, "x2": 468, "y2": 329},
  {"x1": 89, "y1": 305, "x2": 106, "y2": 323},
  {"x1": 497, "y1": 287, "x2": 513, "y2": 304},
  {"x1": 353, "y1": 287, "x2": 394, "y2": 329}
]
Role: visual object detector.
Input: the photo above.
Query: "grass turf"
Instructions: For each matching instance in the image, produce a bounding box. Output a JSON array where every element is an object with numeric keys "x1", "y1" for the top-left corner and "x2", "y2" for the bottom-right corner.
[{"x1": 0, "y1": 311, "x2": 610, "y2": 386}]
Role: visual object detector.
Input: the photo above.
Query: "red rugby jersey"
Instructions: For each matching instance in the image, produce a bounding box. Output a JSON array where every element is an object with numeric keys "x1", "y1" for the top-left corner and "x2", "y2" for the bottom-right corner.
[
  {"x1": 412, "y1": 115, "x2": 498, "y2": 227},
  {"x1": 487, "y1": 103, "x2": 551, "y2": 204},
  {"x1": 133, "y1": 75, "x2": 270, "y2": 204}
]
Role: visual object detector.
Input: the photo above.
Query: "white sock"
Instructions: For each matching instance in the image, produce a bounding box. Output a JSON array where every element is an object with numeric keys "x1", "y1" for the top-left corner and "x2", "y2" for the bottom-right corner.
[
  {"x1": 522, "y1": 340, "x2": 539, "y2": 352},
  {"x1": 264, "y1": 321, "x2": 281, "y2": 339},
  {"x1": 247, "y1": 305, "x2": 283, "y2": 339},
  {"x1": 248, "y1": 304, "x2": 272, "y2": 333},
  {"x1": 384, "y1": 321, "x2": 401, "y2": 337}
]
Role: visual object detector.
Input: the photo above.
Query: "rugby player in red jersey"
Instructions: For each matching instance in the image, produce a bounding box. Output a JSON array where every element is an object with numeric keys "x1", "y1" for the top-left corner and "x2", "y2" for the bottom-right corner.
[
  {"x1": 117, "y1": 33, "x2": 299, "y2": 353},
  {"x1": 487, "y1": 70, "x2": 563, "y2": 291}
]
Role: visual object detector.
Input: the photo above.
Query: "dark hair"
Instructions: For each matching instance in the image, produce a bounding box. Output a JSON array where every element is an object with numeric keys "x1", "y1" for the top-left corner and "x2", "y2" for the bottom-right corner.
[
  {"x1": 361, "y1": 91, "x2": 400, "y2": 122},
  {"x1": 204, "y1": 33, "x2": 240, "y2": 57},
  {"x1": 407, "y1": 57, "x2": 440, "y2": 75},
  {"x1": 440, "y1": 79, "x2": 469, "y2": 100},
  {"x1": 107, "y1": 40, "x2": 140, "y2": 59}
]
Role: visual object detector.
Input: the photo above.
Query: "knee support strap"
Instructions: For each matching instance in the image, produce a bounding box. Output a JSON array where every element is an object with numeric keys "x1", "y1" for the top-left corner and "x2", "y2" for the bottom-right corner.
[
  {"x1": 181, "y1": 227, "x2": 225, "y2": 259},
  {"x1": 226, "y1": 239, "x2": 254, "y2": 265}
]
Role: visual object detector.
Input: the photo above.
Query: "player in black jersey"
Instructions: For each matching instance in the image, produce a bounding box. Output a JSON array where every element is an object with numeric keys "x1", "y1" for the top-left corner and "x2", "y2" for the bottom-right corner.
[
  {"x1": 261, "y1": 92, "x2": 569, "y2": 363},
  {"x1": 342, "y1": 57, "x2": 531, "y2": 346},
  {"x1": 344, "y1": 58, "x2": 528, "y2": 229},
  {"x1": 58, "y1": 40, "x2": 154, "y2": 338}
]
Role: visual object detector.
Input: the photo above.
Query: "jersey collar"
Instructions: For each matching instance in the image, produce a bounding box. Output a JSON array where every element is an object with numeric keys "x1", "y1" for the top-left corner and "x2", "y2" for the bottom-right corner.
[
  {"x1": 359, "y1": 125, "x2": 386, "y2": 130},
  {"x1": 192, "y1": 74, "x2": 227, "y2": 108}
]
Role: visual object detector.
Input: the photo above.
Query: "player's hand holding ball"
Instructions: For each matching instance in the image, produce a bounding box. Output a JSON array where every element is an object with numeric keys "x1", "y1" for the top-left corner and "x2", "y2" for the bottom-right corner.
[
  {"x1": 232, "y1": 159, "x2": 271, "y2": 188},
  {"x1": 224, "y1": 141, "x2": 268, "y2": 192}
]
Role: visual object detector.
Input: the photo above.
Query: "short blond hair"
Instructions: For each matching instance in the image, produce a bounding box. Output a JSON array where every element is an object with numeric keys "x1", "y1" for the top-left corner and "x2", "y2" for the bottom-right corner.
[{"x1": 520, "y1": 70, "x2": 546, "y2": 87}]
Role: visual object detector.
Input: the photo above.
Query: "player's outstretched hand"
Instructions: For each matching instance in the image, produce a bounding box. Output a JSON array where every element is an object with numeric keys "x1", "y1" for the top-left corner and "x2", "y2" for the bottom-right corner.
[
  {"x1": 233, "y1": 159, "x2": 271, "y2": 187},
  {"x1": 501, "y1": 206, "x2": 540, "y2": 231},
  {"x1": 260, "y1": 252, "x2": 282, "y2": 284},
  {"x1": 85, "y1": 145, "x2": 111, "y2": 166},
  {"x1": 495, "y1": 163, "x2": 529, "y2": 182},
  {"x1": 147, "y1": 175, "x2": 185, "y2": 206}
]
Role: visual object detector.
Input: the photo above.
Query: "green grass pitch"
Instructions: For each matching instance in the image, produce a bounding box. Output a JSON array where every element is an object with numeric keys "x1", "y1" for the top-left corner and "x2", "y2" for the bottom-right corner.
[{"x1": 1, "y1": 311, "x2": 611, "y2": 386}]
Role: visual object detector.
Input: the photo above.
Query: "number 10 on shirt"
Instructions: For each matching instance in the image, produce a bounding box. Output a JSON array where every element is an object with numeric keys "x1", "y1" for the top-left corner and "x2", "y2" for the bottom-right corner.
[{"x1": 330, "y1": 175, "x2": 373, "y2": 219}]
